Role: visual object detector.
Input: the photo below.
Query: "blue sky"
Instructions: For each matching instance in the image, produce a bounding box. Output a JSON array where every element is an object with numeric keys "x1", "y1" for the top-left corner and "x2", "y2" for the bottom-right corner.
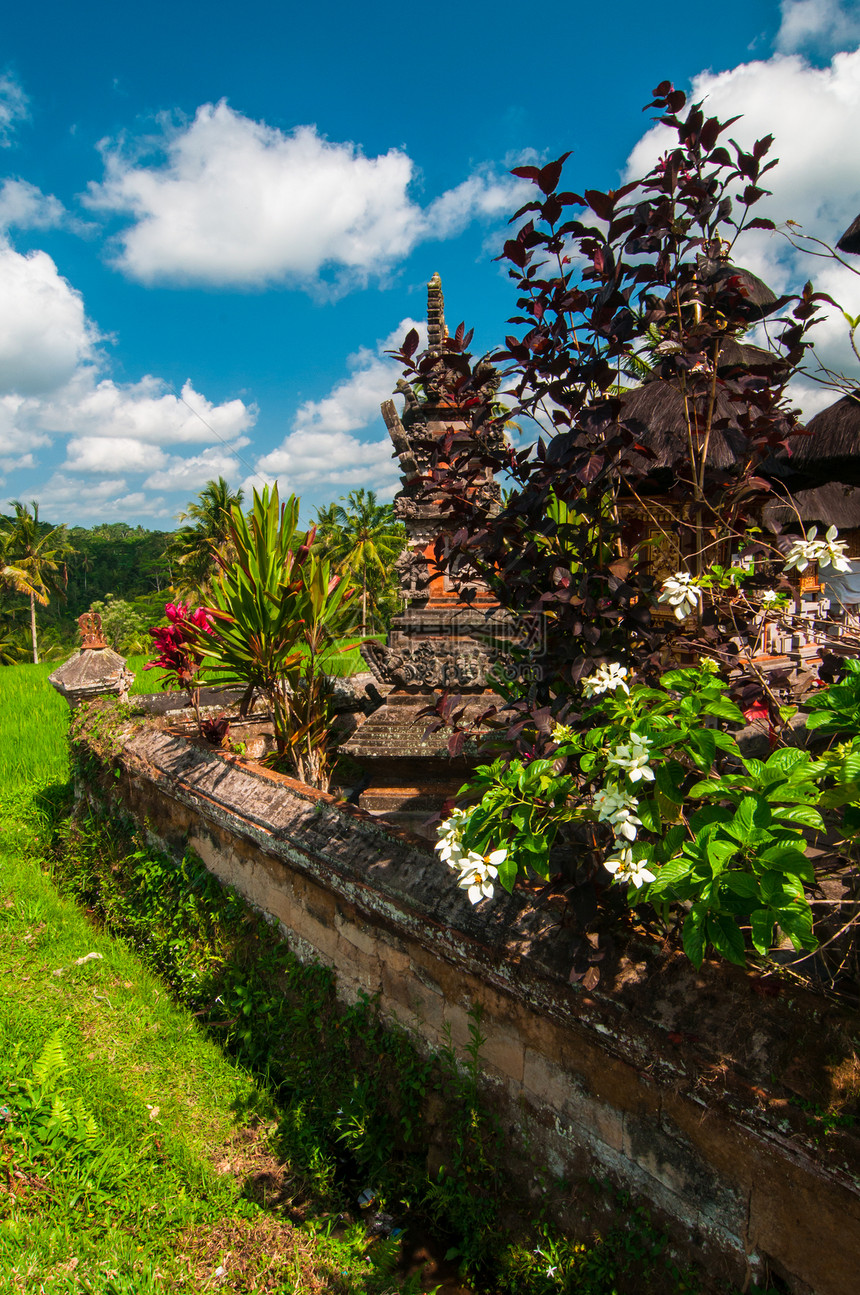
[{"x1": 1, "y1": 0, "x2": 859, "y2": 528}]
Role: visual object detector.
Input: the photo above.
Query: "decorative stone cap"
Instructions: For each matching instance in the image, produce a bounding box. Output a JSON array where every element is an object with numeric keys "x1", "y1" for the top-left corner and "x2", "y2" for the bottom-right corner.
[{"x1": 49, "y1": 613, "x2": 135, "y2": 709}]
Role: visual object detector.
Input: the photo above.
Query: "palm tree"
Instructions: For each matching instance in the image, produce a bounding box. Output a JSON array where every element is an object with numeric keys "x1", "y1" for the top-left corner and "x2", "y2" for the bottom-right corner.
[
  {"x1": 169, "y1": 478, "x2": 244, "y2": 600},
  {"x1": 316, "y1": 490, "x2": 404, "y2": 635},
  {"x1": 0, "y1": 501, "x2": 69, "y2": 664}
]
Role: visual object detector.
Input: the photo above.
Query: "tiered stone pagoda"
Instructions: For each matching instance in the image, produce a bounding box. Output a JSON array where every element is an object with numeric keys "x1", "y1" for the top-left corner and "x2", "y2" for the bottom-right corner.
[{"x1": 341, "y1": 274, "x2": 520, "y2": 830}]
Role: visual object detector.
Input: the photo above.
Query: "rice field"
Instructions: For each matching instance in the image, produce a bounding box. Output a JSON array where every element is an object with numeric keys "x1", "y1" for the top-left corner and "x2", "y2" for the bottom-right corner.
[{"x1": 0, "y1": 655, "x2": 173, "y2": 789}]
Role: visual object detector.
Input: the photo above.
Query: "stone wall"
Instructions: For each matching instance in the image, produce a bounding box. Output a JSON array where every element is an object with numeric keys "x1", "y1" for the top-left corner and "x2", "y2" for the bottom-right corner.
[{"x1": 74, "y1": 709, "x2": 860, "y2": 1295}]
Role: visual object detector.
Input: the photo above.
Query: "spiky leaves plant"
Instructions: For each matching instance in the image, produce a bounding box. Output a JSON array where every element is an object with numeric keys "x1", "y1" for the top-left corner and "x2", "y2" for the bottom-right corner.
[{"x1": 194, "y1": 484, "x2": 357, "y2": 789}]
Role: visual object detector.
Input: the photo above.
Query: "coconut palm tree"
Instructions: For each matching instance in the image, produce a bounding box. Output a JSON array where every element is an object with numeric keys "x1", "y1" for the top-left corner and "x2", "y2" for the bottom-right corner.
[
  {"x1": 0, "y1": 501, "x2": 69, "y2": 664},
  {"x1": 316, "y1": 490, "x2": 404, "y2": 635},
  {"x1": 169, "y1": 477, "x2": 245, "y2": 599}
]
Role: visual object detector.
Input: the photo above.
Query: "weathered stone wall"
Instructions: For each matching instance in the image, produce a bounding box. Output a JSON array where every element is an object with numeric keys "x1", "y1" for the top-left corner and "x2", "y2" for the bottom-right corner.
[{"x1": 74, "y1": 710, "x2": 860, "y2": 1295}]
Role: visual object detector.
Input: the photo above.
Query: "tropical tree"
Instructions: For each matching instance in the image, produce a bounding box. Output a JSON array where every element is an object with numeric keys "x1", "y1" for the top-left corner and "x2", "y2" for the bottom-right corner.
[
  {"x1": 0, "y1": 501, "x2": 69, "y2": 664},
  {"x1": 169, "y1": 477, "x2": 244, "y2": 599},
  {"x1": 315, "y1": 489, "x2": 404, "y2": 635}
]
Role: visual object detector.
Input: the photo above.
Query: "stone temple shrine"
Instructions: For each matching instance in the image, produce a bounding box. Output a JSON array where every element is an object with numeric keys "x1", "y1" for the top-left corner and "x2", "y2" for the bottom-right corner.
[{"x1": 340, "y1": 274, "x2": 524, "y2": 830}]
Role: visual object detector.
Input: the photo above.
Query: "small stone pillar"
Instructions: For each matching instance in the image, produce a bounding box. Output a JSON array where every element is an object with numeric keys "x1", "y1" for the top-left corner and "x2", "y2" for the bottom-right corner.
[{"x1": 49, "y1": 613, "x2": 136, "y2": 709}]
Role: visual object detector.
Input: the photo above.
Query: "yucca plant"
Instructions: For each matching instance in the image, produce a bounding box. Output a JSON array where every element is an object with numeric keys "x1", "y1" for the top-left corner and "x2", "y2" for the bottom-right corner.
[{"x1": 195, "y1": 484, "x2": 357, "y2": 789}]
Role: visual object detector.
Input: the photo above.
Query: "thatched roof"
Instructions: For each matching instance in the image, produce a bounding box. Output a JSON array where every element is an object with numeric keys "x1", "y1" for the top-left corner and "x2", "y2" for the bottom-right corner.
[
  {"x1": 790, "y1": 390, "x2": 860, "y2": 467},
  {"x1": 837, "y1": 213, "x2": 860, "y2": 256},
  {"x1": 618, "y1": 380, "x2": 746, "y2": 471},
  {"x1": 717, "y1": 339, "x2": 781, "y2": 372},
  {"x1": 698, "y1": 257, "x2": 779, "y2": 322},
  {"x1": 763, "y1": 482, "x2": 860, "y2": 532}
]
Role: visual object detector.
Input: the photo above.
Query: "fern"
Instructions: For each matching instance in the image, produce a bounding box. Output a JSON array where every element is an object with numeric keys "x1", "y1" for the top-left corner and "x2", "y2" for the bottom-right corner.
[{"x1": 32, "y1": 1029, "x2": 68, "y2": 1088}]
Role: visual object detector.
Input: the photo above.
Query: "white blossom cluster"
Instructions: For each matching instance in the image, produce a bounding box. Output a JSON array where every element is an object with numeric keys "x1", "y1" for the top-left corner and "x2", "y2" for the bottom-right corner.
[
  {"x1": 591, "y1": 734, "x2": 656, "y2": 889},
  {"x1": 580, "y1": 662, "x2": 630, "y2": 697},
  {"x1": 783, "y1": 525, "x2": 852, "y2": 574},
  {"x1": 435, "y1": 808, "x2": 508, "y2": 905},
  {"x1": 657, "y1": 571, "x2": 703, "y2": 620}
]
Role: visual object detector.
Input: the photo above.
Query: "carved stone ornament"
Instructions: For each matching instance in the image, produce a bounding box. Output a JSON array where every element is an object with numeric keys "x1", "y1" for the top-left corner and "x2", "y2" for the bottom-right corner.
[{"x1": 78, "y1": 611, "x2": 108, "y2": 649}]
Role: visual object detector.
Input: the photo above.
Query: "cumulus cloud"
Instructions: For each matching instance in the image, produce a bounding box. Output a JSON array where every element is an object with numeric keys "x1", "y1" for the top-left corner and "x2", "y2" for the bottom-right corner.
[
  {"x1": 34, "y1": 472, "x2": 167, "y2": 522},
  {"x1": 0, "y1": 240, "x2": 96, "y2": 394},
  {"x1": 0, "y1": 235, "x2": 256, "y2": 516},
  {"x1": 245, "y1": 318, "x2": 423, "y2": 499},
  {"x1": 143, "y1": 446, "x2": 247, "y2": 492},
  {"x1": 0, "y1": 180, "x2": 66, "y2": 232},
  {"x1": 625, "y1": 47, "x2": 860, "y2": 406},
  {"x1": 0, "y1": 73, "x2": 28, "y2": 147},
  {"x1": 776, "y1": 0, "x2": 860, "y2": 55},
  {"x1": 85, "y1": 101, "x2": 526, "y2": 291}
]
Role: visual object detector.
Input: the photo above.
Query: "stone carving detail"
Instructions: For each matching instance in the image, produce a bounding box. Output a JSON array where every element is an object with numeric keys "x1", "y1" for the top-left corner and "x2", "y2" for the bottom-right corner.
[
  {"x1": 394, "y1": 547, "x2": 431, "y2": 600},
  {"x1": 361, "y1": 639, "x2": 525, "y2": 691},
  {"x1": 78, "y1": 611, "x2": 107, "y2": 649}
]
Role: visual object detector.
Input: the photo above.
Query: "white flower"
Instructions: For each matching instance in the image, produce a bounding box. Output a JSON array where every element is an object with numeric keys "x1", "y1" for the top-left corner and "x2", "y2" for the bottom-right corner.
[
  {"x1": 546, "y1": 1266, "x2": 558, "y2": 1278},
  {"x1": 456, "y1": 848, "x2": 507, "y2": 905},
  {"x1": 760, "y1": 588, "x2": 780, "y2": 604},
  {"x1": 819, "y1": 525, "x2": 852, "y2": 573},
  {"x1": 581, "y1": 662, "x2": 629, "y2": 697},
  {"x1": 603, "y1": 846, "x2": 656, "y2": 889},
  {"x1": 606, "y1": 737, "x2": 654, "y2": 783},
  {"x1": 592, "y1": 786, "x2": 642, "y2": 841},
  {"x1": 551, "y1": 722, "x2": 576, "y2": 744},
  {"x1": 783, "y1": 526, "x2": 851, "y2": 575},
  {"x1": 657, "y1": 572, "x2": 702, "y2": 620},
  {"x1": 435, "y1": 807, "x2": 471, "y2": 867}
]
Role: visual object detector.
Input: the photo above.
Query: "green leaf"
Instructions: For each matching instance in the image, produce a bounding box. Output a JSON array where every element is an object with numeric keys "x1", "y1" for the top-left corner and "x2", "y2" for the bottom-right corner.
[
  {"x1": 656, "y1": 825, "x2": 686, "y2": 864},
  {"x1": 711, "y1": 730, "x2": 742, "y2": 757},
  {"x1": 843, "y1": 747, "x2": 860, "y2": 783},
  {"x1": 637, "y1": 799, "x2": 661, "y2": 833},
  {"x1": 721, "y1": 871, "x2": 759, "y2": 899},
  {"x1": 497, "y1": 854, "x2": 518, "y2": 893},
  {"x1": 750, "y1": 908, "x2": 775, "y2": 956},
  {"x1": 772, "y1": 804, "x2": 825, "y2": 831},
  {"x1": 762, "y1": 748, "x2": 809, "y2": 775},
  {"x1": 757, "y1": 843, "x2": 813, "y2": 881},
  {"x1": 687, "y1": 728, "x2": 716, "y2": 772},
  {"x1": 776, "y1": 902, "x2": 817, "y2": 951},
  {"x1": 648, "y1": 856, "x2": 694, "y2": 898},
  {"x1": 727, "y1": 795, "x2": 771, "y2": 845},
  {"x1": 682, "y1": 913, "x2": 705, "y2": 968},
  {"x1": 655, "y1": 762, "x2": 684, "y2": 805},
  {"x1": 705, "y1": 837, "x2": 739, "y2": 871},
  {"x1": 703, "y1": 697, "x2": 745, "y2": 724},
  {"x1": 819, "y1": 781, "x2": 860, "y2": 811},
  {"x1": 707, "y1": 914, "x2": 747, "y2": 966}
]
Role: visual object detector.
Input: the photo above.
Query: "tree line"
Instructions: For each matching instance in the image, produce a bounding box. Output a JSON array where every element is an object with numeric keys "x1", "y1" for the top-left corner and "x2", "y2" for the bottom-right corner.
[{"x1": 0, "y1": 480, "x2": 405, "y2": 664}]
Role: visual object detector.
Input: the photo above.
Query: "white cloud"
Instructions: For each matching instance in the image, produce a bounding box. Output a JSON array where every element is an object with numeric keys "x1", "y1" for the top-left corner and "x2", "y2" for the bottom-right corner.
[
  {"x1": 34, "y1": 472, "x2": 167, "y2": 522},
  {"x1": 34, "y1": 372, "x2": 255, "y2": 446},
  {"x1": 143, "y1": 446, "x2": 246, "y2": 491},
  {"x1": 0, "y1": 180, "x2": 66, "y2": 231},
  {"x1": 0, "y1": 235, "x2": 256, "y2": 516},
  {"x1": 0, "y1": 74, "x2": 28, "y2": 147},
  {"x1": 244, "y1": 317, "x2": 423, "y2": 499},
  {"x1": 85, "y1": 101, "x2": 526, "y2": 291},
  {"x1": 0, "y1": 240, "x2": 95, "y2": 395},
  {"x1": 625, "y1": 48, "x2": 860, "y2": 405},
  {"x1": 776, "y1": 1, "x2": 860, "y2": 55},
  {"x1": 64, "y1": 436, "x2": 169, "y2": 474}
]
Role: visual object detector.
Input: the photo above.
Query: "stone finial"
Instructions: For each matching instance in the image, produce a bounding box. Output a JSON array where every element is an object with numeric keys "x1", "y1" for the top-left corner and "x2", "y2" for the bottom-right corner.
[
  {"x1": 427, "y1": 272, "x2": 447, "y2": 351},
  {"x1": 78, "y1": 611, "x2": 107, "y2": 649}
]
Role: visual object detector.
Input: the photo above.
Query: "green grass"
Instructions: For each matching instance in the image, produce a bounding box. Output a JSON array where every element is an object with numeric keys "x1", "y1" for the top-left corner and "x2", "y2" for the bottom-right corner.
[{"x1": 0, "y1": 669, "x2": 436, "y2": 1294}]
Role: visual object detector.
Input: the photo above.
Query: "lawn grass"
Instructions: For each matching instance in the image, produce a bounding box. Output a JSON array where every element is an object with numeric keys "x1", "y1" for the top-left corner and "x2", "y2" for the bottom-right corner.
[{"x1": 0, "y1": 667, "x2": 432, "y2": 1294}]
